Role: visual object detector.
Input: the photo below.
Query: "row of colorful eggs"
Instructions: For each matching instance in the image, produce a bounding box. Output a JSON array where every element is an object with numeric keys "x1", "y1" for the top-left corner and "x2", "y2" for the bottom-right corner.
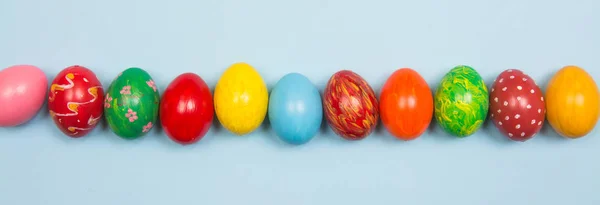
[{"x1": 0, "y1": 63, "x2": 598, "y2": 145}]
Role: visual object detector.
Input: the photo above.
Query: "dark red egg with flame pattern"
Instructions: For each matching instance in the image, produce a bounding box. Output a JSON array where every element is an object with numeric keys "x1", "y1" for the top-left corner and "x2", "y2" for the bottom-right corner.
[
  {"x1": 323, "y1": 70, "x2": 379, "y2": 140},
  {"x1": 48, "y1": 65, "x2": 104, "y2": 137}
]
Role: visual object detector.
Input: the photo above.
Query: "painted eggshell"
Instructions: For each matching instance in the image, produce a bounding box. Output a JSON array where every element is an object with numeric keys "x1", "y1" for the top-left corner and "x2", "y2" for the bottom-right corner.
[
  {"x1": 214, "y1": 62, "x2": 268, "y2": 135},
  {"x1": 546, "y1": 65, "x2": 599, "y2": 138},
  {"x1": 104, "y1": 67, "x2": 160, "y2": 139},
  {"x1": 434, "y1": 65, "x2": 489, "y2": 137},
  {"x1": 323, "y1": 70, "x2": 379, "y2": 140},
  {"x1": 0, "y1": 65, "x2": 47, "y2": 127},
  {"x1": 380, "y1": 68, "x2": 433, "y2": 140},
  {"x1": 268, "y1": 73, "x2": 323, "y2": 145},
  {"x1": 48, "y1": 65, "x2": 104, "y2": 137},
  {"x1": 489, "y1": 69, "x2": 545, "y2": 141},
  {"x1": 160, "y1": 73, "x2": 214, "y2": 145}
]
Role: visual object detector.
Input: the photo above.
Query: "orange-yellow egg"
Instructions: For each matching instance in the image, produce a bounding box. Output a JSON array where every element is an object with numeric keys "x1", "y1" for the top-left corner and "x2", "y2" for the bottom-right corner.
[{"x1": 546, "y1": 65, "x2": 599, "y2": 138}]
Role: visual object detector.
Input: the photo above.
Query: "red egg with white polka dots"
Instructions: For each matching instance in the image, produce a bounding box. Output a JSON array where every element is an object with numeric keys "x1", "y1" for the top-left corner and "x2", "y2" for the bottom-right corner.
[{"x1": 489, "y1": 69, "x2": 546, "y2": 141}]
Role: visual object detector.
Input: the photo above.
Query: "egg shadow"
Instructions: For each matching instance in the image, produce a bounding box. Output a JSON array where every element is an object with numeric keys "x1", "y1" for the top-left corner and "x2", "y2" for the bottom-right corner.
[
  {"x1": 536, "y1": 68, "x2": 565, "y2": 141},
  {"x1": 426, "y1": 83, "x2": 439, "y2": 137},
  {"x1": 315, "y1": 76, "x2": 336, "y2": 140},
  {"x1": 261, "y1": 107, "x2": 271, "y2": 133},
  {"x1": 260, "y1": 113, "x2": 278, "y2": 143},
  {"x1": 40, "y1": 100, "x2": 50, "y2": 118},
  {"x1": 153, "y1": 117, "x2": 163, "y2": 135},
  {"x1": 209, "y1": 85, "x2": 222, "y2": 134},
  {"x1": 98, "y1": 115, "x2": 109, "y2": 131}
]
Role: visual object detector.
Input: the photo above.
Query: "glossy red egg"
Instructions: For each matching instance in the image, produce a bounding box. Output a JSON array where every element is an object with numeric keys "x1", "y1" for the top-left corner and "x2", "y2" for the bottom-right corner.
[
  {"x1": 323, "y1": 70, "x2": 379, "y2": 140},
  {"x1": 48, "y1": 65, "x2": 104, "y2": 137},
  {"x1": 489, "y1": 69, "x2": 545, "y2": 141},
  {"x1": 160, "y1": 73, "x2": 214, "y2": 145}
]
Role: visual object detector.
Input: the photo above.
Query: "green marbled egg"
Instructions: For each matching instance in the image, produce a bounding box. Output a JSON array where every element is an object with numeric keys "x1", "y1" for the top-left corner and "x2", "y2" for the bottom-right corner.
[
  {"x1": 104, "y1": 67, "x2": 160, "y2": 139},
  {"x1": 434, "y1": 65, "x2": 489, "y2": 137}
]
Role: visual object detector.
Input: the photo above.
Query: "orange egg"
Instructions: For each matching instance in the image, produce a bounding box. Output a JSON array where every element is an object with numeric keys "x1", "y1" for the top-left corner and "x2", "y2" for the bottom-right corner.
[
  {"x1": 546, "y1": 65, "x2": 599, "y2": 138},
  {"x1": 380, "y1": 68, "x2": 433, "y2": 140}
]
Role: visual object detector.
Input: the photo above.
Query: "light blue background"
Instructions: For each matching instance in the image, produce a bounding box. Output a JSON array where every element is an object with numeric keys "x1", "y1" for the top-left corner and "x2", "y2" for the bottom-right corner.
[{"x1": 1, "y1": 0, "x2": 599, "y2": 204}]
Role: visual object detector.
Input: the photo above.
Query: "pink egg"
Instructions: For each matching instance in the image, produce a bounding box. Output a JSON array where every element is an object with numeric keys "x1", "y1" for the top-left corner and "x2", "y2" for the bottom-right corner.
[{"x1": 0, "y1": 65, "x2": 48, "y2": 127}]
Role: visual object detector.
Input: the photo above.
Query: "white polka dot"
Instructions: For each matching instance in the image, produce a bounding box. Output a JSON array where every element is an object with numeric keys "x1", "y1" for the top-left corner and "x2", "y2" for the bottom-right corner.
[
  {"x1": 531, "y1": 119, "x2": 536, "y2": 124},
  {"x1": 497, "y1": 109, "x2": 502, "y2": 113},
  {"x1": 492, "y1": 88, "x2": 495, "y2": 92},
  {"x1": 538, "y1": 109, "x2": 541, "y2": 113},
  {"x1": 508, "y1": 133, "x2": 513, "y2": 137},
  {"x1": 499, "y1": 78, "x2": 504, "y2": 83},
  {"x1": 517, "y1": 86, "x2": 522, "y2": 90},
  {"x1": 503, "y1": 101, "x2": 508, "y2": 106},
  {"x1": 491, "y1": 114, "x2": 494, "y2": 117},
  {"x1": 541, "y1": 96, "x2": 544, "y2": 101},
  {"x1": 521, "y1": 132, "x2": 526, "y2": 137},
  {"x1": 530, "y1": 89, "x2": 535, "y2": 93},
  {"x1": 510, "y1": 75, "x2": 515, "y2": 79},
  {"x1": 508, "y1": 69, "x2": 513, "y2": 72},
  {"x1": 538, "y1": 121, "x2": 542, "y2": 125},
  {"x1": 502, "y1": 87, "x2": 507, "y2": 91},
  {"x1": 516, "y1": 124, "x2": 521, "y2": 129},
  {"x1": 83, "y1": 78, "x2": 89, "y2": 82},
  {"x1": 505, "y1": 116, "x2": 510, "y2": 120},
  {"x1": 522, "y1": 78, "x2": 527, "y2": 81},
  {"x1": 527, "y1": 104, "x2": 532, "y2": 109},
  {"x1": 515, "y1": 114, "x2": 520, "y2": 119},
  {"x1": 494, "y1": 97, "x2": 498, "y2": 102},
  {"x1": 499, "y1": 121, "x2": 503, "y2": 125},
  {"x1": 517, "y1": 96, "x2": 522, "y2": 101}
]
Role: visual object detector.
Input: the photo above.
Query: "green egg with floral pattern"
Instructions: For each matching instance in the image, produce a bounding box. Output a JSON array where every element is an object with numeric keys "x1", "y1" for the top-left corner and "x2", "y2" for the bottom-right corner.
[
  {"x1": 104, "y1": 67, "x2": 160, "y2": 139},
  {"x1": 434, "y1": 65, "x2": 489, "y2": 137}
]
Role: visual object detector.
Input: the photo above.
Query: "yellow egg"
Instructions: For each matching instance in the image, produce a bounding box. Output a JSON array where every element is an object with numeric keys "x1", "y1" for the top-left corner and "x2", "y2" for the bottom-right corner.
[
  {"x1": 546, "y1": 65, "x2": 599, "y2": 138},
  {"x1": 214, "y1": 62, "x2": 268, "y2": 135}
]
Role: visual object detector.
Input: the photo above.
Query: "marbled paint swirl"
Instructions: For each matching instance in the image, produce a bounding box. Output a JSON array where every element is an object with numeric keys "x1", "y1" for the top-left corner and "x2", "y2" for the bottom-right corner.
[
  {"x1": 434, "y1": 65, "x2": 489, "y2": 137},
  {"x1": 323, "y1": 70, "x2": 379, "y2": 140}
]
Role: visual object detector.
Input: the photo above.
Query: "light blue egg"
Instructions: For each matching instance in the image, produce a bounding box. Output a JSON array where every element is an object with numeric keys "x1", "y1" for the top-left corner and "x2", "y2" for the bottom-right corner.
[{"x1": 268, "y1": 73, "x2": 323, "y2": 145}]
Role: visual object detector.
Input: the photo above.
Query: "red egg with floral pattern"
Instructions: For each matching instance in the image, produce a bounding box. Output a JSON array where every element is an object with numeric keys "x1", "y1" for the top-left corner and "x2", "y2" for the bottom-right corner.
[
  {"x1": 489, "y1": 69, "x2": 545, "y2": 141},
  {"x1": 48, "y1": 65, "x2": 104, "y2": 137},
  {"x1": 323, "y1": 70, "x2": 379, "y2": 140}
]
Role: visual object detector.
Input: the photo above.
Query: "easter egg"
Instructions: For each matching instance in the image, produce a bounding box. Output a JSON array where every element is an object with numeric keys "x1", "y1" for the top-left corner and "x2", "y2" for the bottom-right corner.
[
  {"x1": 434, "y1": 65, "x2": 489, "y2": 137},
  {"x1": 104, "y1": 67, "x2": 160, "y2": 139},
  {"x1": 489, "y1": 69, "x2": 545, "y2": 141},
  {"x1": 323, "y1": 70, "x2": 379, "y2": 140},
  {"x1": 160, "y1": 73, "x2": 214, "y2": 145},
  {"x1": 546, "y1": 65, "x2": 599, "y2": 138},
  {"x1": 48, "y1": 65, "x2": 104, "y2": 137},
  {"x1": 380, "y1": 68, "x2": 433, "y2": 140},
  {"x1": 0, "y1": 65, "x2": 47, "y2": 127},
  {"x1": 214, "y1": 62, "x2": 268, "y2": 135},
  {"x1": 268, "y1": 73, "x2": 323, "y2": 145}
]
